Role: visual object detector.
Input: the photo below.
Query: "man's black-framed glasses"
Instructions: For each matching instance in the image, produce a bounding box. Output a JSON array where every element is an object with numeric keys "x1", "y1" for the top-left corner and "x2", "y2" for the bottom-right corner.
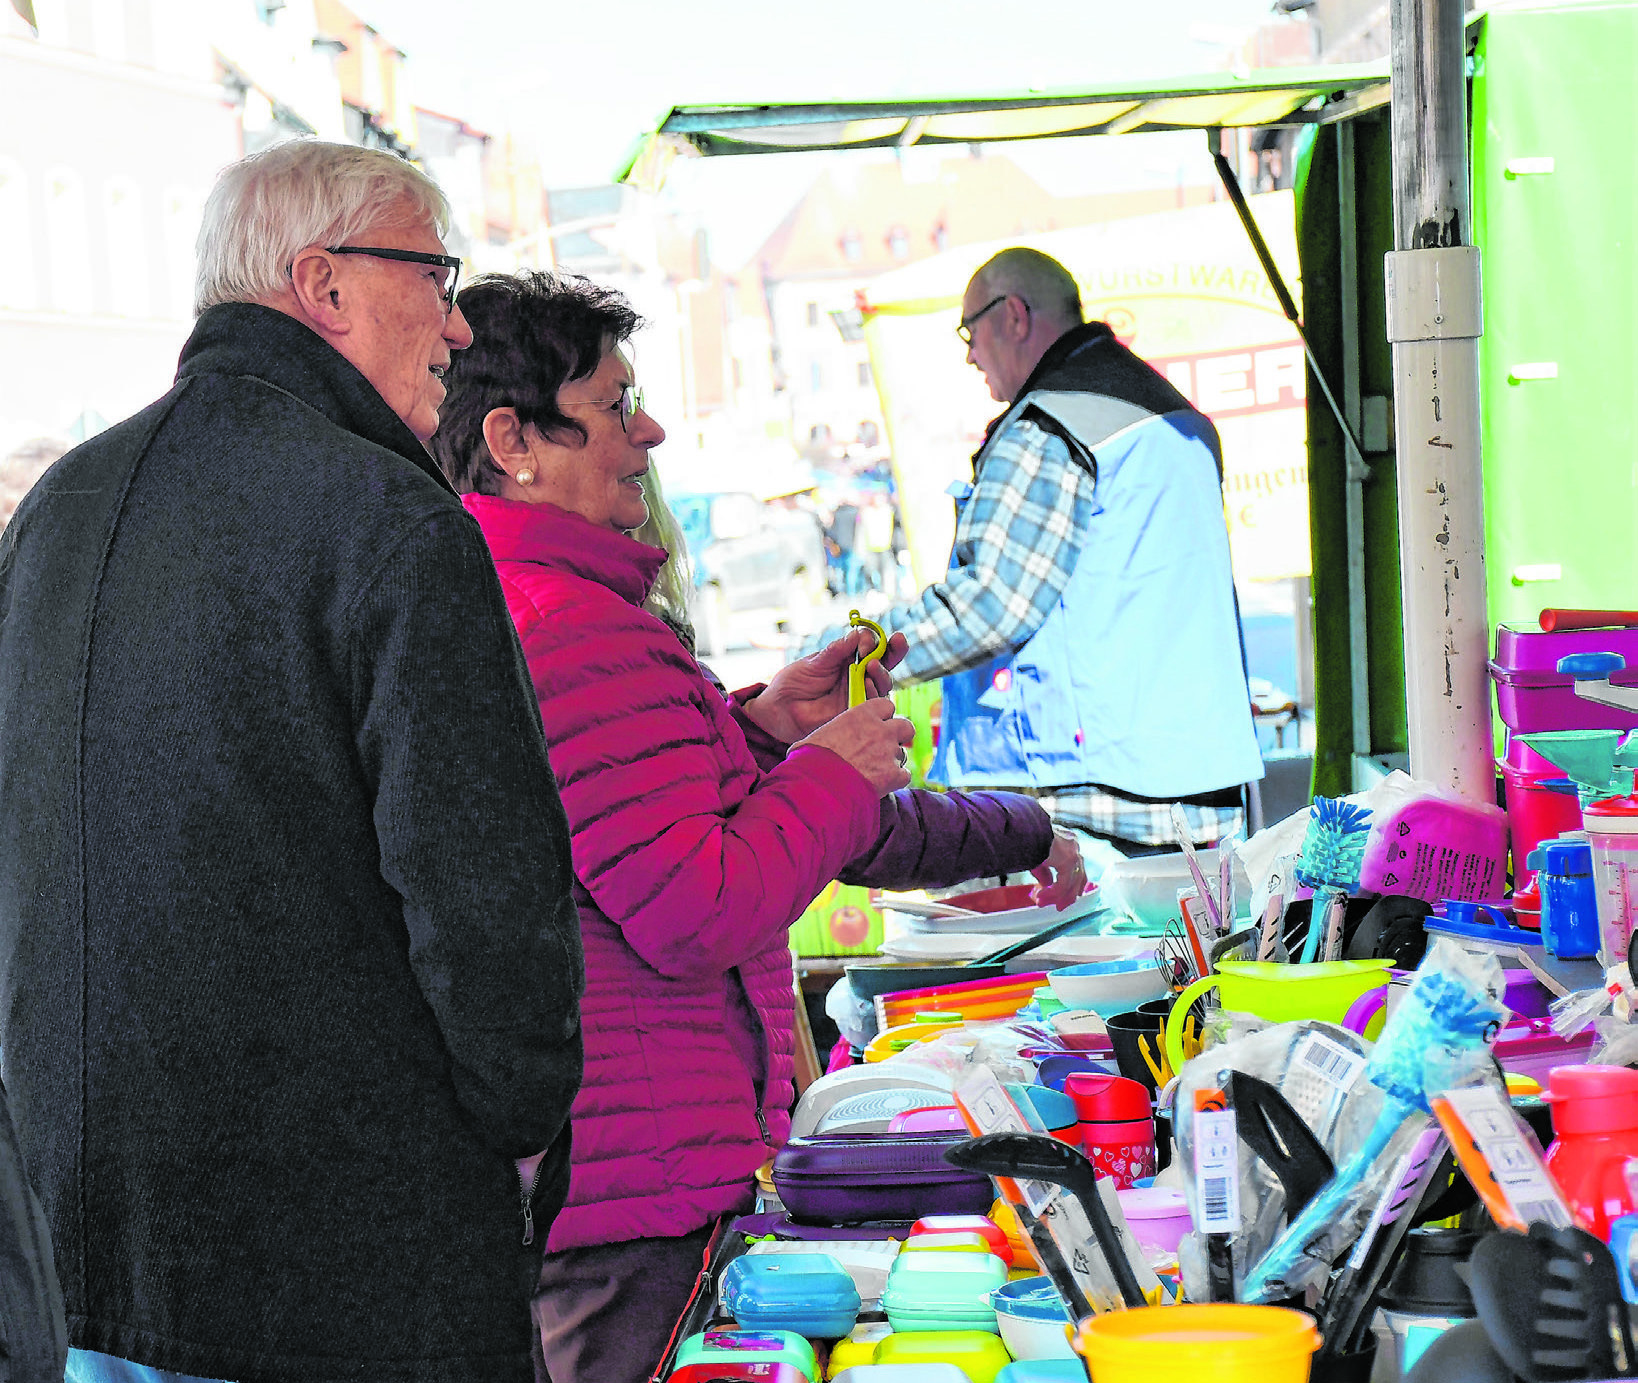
[
  {"x1": 326, "y1": 245, "x2": 462, "y2": 312},
  {"x1": 956, "y1": 294, "x2": 1008, "y2": 344},
  {"x1": 573, "y1": 382, "x2": 646, "y2": 434}
]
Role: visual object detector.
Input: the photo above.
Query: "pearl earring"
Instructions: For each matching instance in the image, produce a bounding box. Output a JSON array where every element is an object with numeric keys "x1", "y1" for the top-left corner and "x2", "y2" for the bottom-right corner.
[{"x1": 515, "y1": 468, "x2": 535, "y2": 486}]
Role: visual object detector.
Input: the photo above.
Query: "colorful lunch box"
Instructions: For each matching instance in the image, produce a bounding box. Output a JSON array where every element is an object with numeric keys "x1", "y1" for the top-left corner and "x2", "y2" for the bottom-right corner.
[
  {"x1": 881, "y1": 1249, "x2": 1008, "y2": 1333},
  {"x1": 720, "y1": 1252, "x2": 861, "y2": 1338},
  {"x1": 672, "y1": 1328, "x2": 819, "y2": 1383},
  {"x1": 771, "y1": 1133, "x2": 995, "y2": 1224},
  {"x1": 872, "y1": 1329, "x2": 1014, "y2": 1383}
]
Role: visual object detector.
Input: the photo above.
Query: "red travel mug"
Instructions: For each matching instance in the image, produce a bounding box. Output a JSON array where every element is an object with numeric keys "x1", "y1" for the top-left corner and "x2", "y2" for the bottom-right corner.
[{"x1": 1065, "y1": 1072, "x2": 1156, "y2": 1188}]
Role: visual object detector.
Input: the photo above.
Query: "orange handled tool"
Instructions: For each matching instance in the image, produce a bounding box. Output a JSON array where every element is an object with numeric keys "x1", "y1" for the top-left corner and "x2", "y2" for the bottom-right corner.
[{"x1": 1539, "y1": 609, "x2": 1638, "y2": 632}]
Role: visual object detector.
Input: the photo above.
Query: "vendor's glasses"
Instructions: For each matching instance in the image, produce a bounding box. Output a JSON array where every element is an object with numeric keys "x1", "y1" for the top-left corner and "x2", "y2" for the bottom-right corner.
[
  {"x1": 326, "y1": 245, "x2": 462, "y2": 312},
  {"x1": 571, "y1": 382, "x2": 646, "y2": 433},
  {"x1": 956, "y1": 294, "x2": 1008, "y2": 344}
]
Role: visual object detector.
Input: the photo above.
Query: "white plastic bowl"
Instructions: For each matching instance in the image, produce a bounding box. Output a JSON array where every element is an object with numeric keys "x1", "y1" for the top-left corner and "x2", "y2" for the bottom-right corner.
[
  {"x1": 1045, "y1": 955, "x2": 1166, "y2": 1014},
  {"x1": 990, "y1": 1276, "x2": 1077, "y2": 1360}
]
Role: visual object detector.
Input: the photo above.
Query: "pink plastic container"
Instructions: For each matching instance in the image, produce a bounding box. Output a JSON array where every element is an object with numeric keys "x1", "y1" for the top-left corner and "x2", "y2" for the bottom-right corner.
[
  {"x1": 886, "y1": 1105, "x2": 968, "y2": 1135},
  {"x1": 1493, "y1": 1019, "x2": 1596, "y2": 1083},
  {"x1": 1116, "y1": 1186, "x2": 1193, "y2": 1254},
  {"x1": 1490, "y1": 623, "x2": 1638, "y2": 733},
  {"x1": 1356, "y1": 793, "x2": 1509, "y2": 904},
  {"x1": 1585, "y1": 796, "x2": 1638, "y2": 965}
]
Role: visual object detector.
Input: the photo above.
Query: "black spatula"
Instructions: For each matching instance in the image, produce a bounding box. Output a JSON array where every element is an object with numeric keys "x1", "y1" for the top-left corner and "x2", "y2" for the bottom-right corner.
[
  {"x1": 946, "y1": 1130, "x2": 1148, "y2": 1309},
  {"x1": 1468, "y1": 1223, "x2": 1635, "y2": 1381},
  {"x1": 1228, "y1": 1070, "x2": 1335, "y2": 1218}
]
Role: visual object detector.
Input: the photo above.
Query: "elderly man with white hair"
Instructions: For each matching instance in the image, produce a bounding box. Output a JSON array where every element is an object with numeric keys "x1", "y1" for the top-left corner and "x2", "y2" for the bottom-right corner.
[{"x1": 0, "y1": 140, "x2": 584, "y2": 1383}]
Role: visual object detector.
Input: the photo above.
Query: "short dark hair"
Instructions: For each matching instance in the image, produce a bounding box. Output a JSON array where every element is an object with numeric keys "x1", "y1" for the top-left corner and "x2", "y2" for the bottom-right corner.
[{"x1": 431, "y1": 270, "x2": 644, "y2": 495}]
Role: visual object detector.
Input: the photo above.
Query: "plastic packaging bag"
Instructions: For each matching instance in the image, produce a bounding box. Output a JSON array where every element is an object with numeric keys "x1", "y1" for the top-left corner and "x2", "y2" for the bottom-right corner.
[
  {"x1": 1171, "y1": 1019, "x2": 1377, "y2": 1303},
  {"x1": 1237, "y1": 939, "x2": 1507, "y2": 1302}
]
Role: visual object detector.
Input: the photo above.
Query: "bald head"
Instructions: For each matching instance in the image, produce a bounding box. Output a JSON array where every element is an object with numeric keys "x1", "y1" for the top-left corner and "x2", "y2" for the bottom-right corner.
[
  {"x1": 971, "y1": 249, "x2": 1082, "y2": 336},
  {"x1": 960, "y1": 248, "x2": 1084, "y2": 403}
]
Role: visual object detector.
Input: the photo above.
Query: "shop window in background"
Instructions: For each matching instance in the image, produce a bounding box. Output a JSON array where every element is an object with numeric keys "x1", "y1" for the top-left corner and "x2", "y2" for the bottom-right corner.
[
  {"x1": 104, "y1": 180, "x2": 148, "y2": 319},
  {"x1": 0, "y1": 160, "x2": 36, "y2": 312},
  {"x1": 163, "y1": 187, "x2": 204, "y2": 322},
  {"x1": 857, "y1": 421, "x2": 880, "y2": 448},
  {"x1": 857, "y1": 361, "x2": 872, "y2": 388},
  {"x1": 44, "y1": 167, "x2": 91, "y2": 316}
]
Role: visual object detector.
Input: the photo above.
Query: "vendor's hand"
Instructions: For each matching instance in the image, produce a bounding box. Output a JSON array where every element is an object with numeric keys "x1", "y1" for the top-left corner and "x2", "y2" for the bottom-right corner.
[
  {"x1": 798, "y1": 698, "x2": 914, "y2": 796},
  {"x1": 742, "y1": 627, "x2": 909, "y2": 744},
  {"x1": 1030, "y1": 827, "x2": 1087, "y2": 911}
]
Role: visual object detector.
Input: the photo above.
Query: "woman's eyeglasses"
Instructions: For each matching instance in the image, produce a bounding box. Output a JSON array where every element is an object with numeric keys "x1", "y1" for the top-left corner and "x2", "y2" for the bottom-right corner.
[{"x1": 568, "y1": 382, "x2": 645, "y2": 433}]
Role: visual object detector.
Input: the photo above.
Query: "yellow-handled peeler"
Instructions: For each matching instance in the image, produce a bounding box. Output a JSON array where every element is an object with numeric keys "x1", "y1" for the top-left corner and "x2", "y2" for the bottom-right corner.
[{"x1": 846, "y1": 609, "x2": 888, "y2": 708}]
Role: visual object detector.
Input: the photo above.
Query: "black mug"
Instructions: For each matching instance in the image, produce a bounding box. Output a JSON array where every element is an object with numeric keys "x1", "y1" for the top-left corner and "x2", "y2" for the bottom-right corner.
[{"x1": 1104, "y1": 1009, "x2": 1164, "y2": 1095}]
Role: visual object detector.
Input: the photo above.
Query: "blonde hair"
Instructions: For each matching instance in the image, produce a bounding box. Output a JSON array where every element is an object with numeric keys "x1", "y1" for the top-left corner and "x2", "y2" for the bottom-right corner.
[
  {"x1": 633, "y1": 468, "x2": 697, "y2": 652},
  {"x1": 195, "y1": 139, "x2": 449, "y2": 314}
]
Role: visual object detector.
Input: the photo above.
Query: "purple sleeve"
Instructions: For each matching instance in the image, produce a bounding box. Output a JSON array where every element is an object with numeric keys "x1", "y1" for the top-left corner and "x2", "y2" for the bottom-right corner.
[
  {"x1": 725, "y1": 683, "x2": 789, "y2": 774},
  {"x1": 837, "y1": 788, "x2": 1054, "y2": 891}
]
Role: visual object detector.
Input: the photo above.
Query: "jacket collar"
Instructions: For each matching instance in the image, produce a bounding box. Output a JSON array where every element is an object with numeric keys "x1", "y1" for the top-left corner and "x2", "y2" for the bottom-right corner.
[
  {"x1": 176, "y1": 302, "x2": 454, "y2": 493},
  {"x1": 461, "y1": 494, "x2": 668, "y2": 608},
  {"x1": 976, "y1": 320, "x2": 1115, "y2": 456}
]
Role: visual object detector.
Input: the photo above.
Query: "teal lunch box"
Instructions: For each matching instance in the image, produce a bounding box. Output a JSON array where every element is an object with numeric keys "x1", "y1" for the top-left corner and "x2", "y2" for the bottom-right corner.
[
  {"x1": 671, "y1": 1328, "x2": 819, "y2": 1383},
  {"x1": 880, "y1": 1249, "x2": 1008, "y2": 1334},
  {"x1": 719, "y1": 1252, "x2": 861, "y2": 1338}
]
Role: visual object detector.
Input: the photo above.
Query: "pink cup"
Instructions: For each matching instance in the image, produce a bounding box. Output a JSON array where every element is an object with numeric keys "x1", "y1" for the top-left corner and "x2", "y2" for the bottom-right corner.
[{"x1": 1115, "y1": 1185, "x2": 1193, "y2": 1254}]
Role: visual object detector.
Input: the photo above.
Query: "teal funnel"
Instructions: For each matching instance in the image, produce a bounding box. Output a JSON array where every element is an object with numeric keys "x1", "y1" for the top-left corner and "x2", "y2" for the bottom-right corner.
[{"x1": 1519, "y1": 729, "x2": 1636, "y2": 805}]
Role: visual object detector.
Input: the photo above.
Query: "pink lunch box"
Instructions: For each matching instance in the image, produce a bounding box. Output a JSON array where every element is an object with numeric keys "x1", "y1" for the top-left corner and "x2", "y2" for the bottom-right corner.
[{"x1": 1490, "y1": 623, "x2": 1638, "y2": 733}]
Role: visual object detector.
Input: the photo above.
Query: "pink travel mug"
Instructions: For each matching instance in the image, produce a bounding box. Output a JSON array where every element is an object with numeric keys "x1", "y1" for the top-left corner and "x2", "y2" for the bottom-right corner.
[{"x1": 1065, "y1": 1072, "x2": 1156, "y2": 1188}]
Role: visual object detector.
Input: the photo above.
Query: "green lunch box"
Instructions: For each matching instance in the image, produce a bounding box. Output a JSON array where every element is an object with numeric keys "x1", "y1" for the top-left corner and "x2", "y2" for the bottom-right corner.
[
  {"x1": 872, "y1": 1329, "x2": 1015, "y2": 1383},
  {"x1": 880, "y1": 1250, "x2": 1008, "y2": 1333},
  {"x1": 671, "y1": 1327, "x2": 819, "y2": 1382}
]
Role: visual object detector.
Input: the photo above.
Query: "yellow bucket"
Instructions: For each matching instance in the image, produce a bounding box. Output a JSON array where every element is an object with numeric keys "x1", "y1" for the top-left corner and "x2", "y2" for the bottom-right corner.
[{"x1": 1073, "y1": 1304, "x2": 1321, "y2": 1383}]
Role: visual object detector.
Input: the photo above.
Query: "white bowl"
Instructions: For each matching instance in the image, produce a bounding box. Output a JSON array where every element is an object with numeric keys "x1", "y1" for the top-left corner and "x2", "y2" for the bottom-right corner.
[
  {"x1": 990, "y1": 1276, "x2": 1077, "y2": 1360},
  {"x1": 1046, "y1": 955, "x2": 1167, "y2": 1013}
]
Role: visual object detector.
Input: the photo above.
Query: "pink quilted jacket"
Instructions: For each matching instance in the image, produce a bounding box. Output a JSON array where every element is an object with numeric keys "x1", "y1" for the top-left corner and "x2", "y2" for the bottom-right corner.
[{"x1": 464, "y1": 496, "x2": 880, "y2": 1251}]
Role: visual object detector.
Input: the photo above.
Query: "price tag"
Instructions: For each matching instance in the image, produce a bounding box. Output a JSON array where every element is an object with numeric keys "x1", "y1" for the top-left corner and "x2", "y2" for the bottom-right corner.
[
  {"x1": 1435, "y1": 1085, "x2": 1573, "y2": 1230},
  {"x1": 1192, "y1": 1088, "x2": 1241, "y2": 1235},
  {"x1": 954, "y1": 1067, "x2": 1059, "y2": 1217},
  {"x1": 1283, "y1": 1031, "x2": 1367, "y2": 1133}
]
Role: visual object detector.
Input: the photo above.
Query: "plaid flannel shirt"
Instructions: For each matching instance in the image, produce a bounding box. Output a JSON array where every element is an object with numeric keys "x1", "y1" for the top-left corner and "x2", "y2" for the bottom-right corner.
[{"x1": 817, "y1": 413, "x2": 1241, "y2": 847}]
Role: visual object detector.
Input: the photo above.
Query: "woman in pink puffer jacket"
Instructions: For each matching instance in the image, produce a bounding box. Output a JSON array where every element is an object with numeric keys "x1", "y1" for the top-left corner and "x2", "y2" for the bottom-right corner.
[{"x1": 431, "y1": 270, "x2": 1084, "y2": 1383}]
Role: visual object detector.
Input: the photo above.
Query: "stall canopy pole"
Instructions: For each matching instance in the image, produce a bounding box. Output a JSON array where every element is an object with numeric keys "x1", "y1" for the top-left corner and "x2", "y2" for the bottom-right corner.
[{"x1": 1385, "y1": 0, "x2": 1492, "y2": 801}]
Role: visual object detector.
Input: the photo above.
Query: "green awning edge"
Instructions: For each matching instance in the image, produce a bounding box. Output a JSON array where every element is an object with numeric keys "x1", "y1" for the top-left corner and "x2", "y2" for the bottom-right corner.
[{"x1": 614, "y1": 61, "x2": 1390, "y2": 187}]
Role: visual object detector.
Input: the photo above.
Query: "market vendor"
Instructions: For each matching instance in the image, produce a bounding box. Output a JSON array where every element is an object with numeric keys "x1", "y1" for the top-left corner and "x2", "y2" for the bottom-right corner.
[
  {"x1": 807, "y1": 247, "x2": 1263, "y2": 858},
  {"x1": 430, "y1": 268, "x2": 1085, "y2": 1383}
]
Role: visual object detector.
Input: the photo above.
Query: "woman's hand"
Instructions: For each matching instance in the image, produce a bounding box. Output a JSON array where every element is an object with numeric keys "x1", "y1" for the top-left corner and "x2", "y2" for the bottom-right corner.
[
  {"x1": 742, "y1": 626, "x2": 909, "y2": 744},
  {"x1": 1030, "y1": 827, "x2": 1087, "y2": 911},
  {"x1": 797, "y1": 698, "x2": 915, "y2": 795}
]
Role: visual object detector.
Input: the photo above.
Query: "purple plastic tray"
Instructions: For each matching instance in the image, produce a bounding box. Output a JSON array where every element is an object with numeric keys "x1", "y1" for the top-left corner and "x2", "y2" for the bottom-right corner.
[
  {"x1": 771, "y1": 1133, "x2": 994, "y2": 1224},
  {"x1": 1491, "y1": 623, "x2": 1638, "y2": 732}
]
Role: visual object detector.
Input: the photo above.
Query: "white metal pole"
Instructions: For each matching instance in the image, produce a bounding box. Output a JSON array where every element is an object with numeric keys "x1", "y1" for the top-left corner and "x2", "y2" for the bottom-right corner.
[{"x1": 1386, "y1": 0, "x2": 1494, "y2": 801}]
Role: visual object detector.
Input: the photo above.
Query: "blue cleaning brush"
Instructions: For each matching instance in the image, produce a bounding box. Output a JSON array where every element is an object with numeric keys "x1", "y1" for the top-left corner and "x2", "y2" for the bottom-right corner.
[
  {"x1": 1240, "y1": 952, "x2": 1507, "y2": 1303},
  {"x1": 1294, "y1": 796, "x2": 1373, "y2": 963}
]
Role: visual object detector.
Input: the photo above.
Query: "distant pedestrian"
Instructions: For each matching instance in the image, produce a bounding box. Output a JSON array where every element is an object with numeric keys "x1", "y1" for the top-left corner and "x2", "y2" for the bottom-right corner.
[{"x1": 859, "y1": 490, "x2": 897, "y2": 595}]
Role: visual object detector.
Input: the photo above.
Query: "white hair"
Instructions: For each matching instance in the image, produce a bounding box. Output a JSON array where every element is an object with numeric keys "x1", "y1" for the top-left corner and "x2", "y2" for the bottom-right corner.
[{"x1": 194, "y1": 138, "x2": 449, "y2": 315}]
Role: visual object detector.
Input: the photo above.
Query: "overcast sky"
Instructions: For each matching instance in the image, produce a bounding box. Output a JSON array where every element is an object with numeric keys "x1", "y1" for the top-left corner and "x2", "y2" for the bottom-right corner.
[{"x1": 367, "y1": 0, "x2": 1296, "y2": 265}]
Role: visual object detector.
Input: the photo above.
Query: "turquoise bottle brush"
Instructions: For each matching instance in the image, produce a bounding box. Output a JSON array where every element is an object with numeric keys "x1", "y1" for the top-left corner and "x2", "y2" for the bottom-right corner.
[{"x1": 1294, "y1": 796, "x2": 1373, "y2": 963}]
